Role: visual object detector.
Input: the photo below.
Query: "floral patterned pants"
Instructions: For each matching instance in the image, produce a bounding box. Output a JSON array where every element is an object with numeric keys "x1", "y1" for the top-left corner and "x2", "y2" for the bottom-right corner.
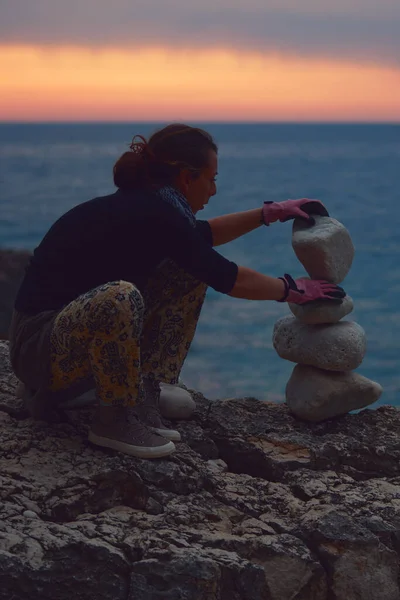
[{"x1": 48, "y1": 260, "x2": 207, "y2": 407}]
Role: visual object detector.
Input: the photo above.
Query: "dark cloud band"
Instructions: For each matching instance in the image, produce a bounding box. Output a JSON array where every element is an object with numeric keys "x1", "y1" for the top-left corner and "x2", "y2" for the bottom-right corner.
[{"x1": 1, "y1": 0, "x2": 399, "y2": 66}]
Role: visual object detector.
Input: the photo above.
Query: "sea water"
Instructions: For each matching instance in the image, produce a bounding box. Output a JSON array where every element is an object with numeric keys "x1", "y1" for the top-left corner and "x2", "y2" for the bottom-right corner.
[{"x1": 1, "y1": 122, "x2": 399, "y2": 406}]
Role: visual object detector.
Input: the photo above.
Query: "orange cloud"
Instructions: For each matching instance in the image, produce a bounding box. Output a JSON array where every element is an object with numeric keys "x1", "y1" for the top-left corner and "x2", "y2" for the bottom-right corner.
[{"x1": 1, "y1": 45, "x2": 399, "y2": 121}]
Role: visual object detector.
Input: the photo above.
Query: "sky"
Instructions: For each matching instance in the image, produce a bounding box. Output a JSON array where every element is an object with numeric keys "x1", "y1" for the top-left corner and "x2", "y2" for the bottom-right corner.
[{"x1": 1, "y1": 0, "x2": 400, "y2": 122}]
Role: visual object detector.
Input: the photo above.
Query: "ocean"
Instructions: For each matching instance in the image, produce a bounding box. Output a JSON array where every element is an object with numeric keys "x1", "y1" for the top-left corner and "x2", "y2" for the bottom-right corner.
[{"x1": 1, "y1": 122, "x2": 399, "y2": 407}]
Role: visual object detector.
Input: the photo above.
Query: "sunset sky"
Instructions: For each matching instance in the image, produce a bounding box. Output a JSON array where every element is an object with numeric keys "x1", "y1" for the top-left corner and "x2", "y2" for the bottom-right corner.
[{"x1": 1, "y1": 0, "x2": 400, "y2": 122}]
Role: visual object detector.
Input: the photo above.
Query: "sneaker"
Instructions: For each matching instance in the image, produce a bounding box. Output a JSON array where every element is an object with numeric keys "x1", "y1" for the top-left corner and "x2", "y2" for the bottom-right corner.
[
  {"x1": 88, "y1": 404, "x2": 176, "y2": 459},
  {"x1": 134, "y1": 402, "x2": 181, "y2": 442},
  {"x1": 138, "y1": 377, "x2": 181, "y2": 442}
]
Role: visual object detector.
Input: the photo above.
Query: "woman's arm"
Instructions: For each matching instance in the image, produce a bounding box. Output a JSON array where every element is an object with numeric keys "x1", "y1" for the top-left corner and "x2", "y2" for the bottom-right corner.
[
  {"x1": 229, "y1": 266, "x2": 286, "y2": 300},
  {"x1": 229, "y1": 267, "x2": 346, "y2": 303},
  {"x1": 207, "y1": 208, "x2": 263, "y2": 246},
  {"x1": 207, "y1": 198, "x2": 330, "y2": 246}
]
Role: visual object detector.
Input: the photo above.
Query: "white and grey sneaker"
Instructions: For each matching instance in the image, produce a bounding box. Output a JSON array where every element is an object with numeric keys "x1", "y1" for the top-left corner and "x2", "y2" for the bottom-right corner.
[
  {"x1": 133, "y1": 402, "x2": 181, "y2": 442},
  {"x1": 138, "y1": 378, "x2": 182, "y2": 442},
  {"x1": 89, "y1": 405, "x2": 175, "y2": 459}
]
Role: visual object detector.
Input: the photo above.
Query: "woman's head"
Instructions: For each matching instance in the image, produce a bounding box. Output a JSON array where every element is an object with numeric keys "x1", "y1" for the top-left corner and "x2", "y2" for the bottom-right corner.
[{"x1": 113, "y1": 123, "x2": 218, "y2": 213}]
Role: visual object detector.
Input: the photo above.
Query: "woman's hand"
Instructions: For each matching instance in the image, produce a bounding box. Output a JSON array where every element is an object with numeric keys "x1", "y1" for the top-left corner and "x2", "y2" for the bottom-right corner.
[
  {"x1": 262, "y1": 199, "x2": 329, "y2": 226},
  {"x1": 278, "y1": 274, "x2": 345, "y2": 305}
]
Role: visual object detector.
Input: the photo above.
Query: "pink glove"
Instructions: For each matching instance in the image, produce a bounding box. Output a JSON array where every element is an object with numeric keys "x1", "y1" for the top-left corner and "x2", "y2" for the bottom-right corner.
[
  {"x1": 262, "y1": 199, "x2": 329, "y2": 226},
  {"x1": 278, "y1": 274, "x2": 345, "y2": 305}
]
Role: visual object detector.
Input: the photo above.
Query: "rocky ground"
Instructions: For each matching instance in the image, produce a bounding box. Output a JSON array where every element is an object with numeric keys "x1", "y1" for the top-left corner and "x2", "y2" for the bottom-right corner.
[
  {"x1": 1, "y1": 339, "x2": 400, "y2": 599},
  {"x1": 0, "y1": 249, "x2": 30, "y2": 339}
]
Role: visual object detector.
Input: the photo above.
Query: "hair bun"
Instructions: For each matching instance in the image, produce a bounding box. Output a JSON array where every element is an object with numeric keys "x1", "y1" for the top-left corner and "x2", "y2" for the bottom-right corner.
[
  {"x1": 129, "y1": 135, "x2": 155, "y2": 161},
  {"x1": 114, "y1": 124, "x2": 217, "y2": 191}
]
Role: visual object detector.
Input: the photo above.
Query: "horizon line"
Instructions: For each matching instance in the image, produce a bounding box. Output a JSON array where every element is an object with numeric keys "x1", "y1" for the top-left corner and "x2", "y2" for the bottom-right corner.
[{"x1": 1, "y1": 120, "x2": 400, "y2": 126}]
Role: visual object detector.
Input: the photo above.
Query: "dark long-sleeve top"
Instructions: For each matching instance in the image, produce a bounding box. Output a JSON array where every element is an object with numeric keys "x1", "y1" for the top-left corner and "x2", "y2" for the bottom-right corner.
[{"x1": 14, "y1": 188, "x2": 239, "y2": 315}]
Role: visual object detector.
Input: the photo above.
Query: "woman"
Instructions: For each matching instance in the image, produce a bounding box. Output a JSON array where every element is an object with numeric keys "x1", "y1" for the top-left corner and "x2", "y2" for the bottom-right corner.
[{"x1": 9, "y1": 123, "x2": 345, "y2": 459}]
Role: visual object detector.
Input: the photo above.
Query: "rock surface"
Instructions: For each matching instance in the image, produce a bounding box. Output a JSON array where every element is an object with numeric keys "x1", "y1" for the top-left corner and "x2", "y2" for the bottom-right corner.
[
  {"x1": 1, "y1": 340, "x2": 400, "y2": 600},
  {"x1": 292, "y1": 216, "x2": 355, "y2": 284},
  {"x1": 0, "y1": 249, "x2": 31, "y2": 339},
  {"x1": 289, "y1": 295, "x2": 354, "y2": 325},
  {"x1": 273, "y1": 315, "x2": 367, "y2": 371},
  {"x1": 286, "y1": 365, "x2": 383, "y2": 421}
]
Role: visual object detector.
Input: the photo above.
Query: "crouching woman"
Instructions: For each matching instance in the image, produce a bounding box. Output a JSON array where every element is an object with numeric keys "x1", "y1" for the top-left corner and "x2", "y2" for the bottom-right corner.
[{"x1": 9, "y1": 124, "x2": 345, "y2": 459}]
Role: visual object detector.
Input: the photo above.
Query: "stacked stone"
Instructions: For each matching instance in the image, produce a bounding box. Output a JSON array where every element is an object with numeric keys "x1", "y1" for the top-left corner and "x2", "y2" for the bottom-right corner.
[{"x1": 272, "y1": 215, "x2": 382, "y2": 422}]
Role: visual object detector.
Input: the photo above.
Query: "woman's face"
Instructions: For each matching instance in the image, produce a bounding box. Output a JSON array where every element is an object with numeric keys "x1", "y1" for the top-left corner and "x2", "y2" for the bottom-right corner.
[{"x1": 177, "y1": 150, "x2": 218, "y2": 214}]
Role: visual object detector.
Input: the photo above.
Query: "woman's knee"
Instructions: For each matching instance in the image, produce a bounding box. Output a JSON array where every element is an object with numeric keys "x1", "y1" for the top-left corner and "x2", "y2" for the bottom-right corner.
[
  {"x1": 113, "y1": 280, "x2": 145, "y2": 313},
  {"x1": 77, "y1": 280, "x2": 145, "y2": 332},
  {"x1": 90, "y1": 280, "x2": 144, "y2": 308}
]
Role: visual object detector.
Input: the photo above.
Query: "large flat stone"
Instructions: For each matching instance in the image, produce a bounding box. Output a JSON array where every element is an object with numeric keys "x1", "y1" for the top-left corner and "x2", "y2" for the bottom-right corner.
[
  {"x1": 273, "y1": 315, "x2": 366, "y2": 370},
  {"x1": 286, "y1": 365, "x2": 383, "y2": 422},
  {"x1": 292, "y1": 216, "x2": 355, "y2": 283},
  {"x1": 289, "y1": 295, "x2": 354, "y2": 324}
]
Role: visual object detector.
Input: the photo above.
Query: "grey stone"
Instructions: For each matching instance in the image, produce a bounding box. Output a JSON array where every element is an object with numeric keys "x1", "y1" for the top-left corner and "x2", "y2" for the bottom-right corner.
[
  {"x1": 292, "y1": 215, "x2": 355, "y2": 283},
  {"x1": 289, "y1": 295, "x2": 354, "y2": 324},
  {"x1": 273, "y1": 315, "x2": 366, "y2": 371},
  {"x1": 286, "y1": 365, "x2": 383, "y2": 421},
  {"x1": 22, "y1": 510, "x2": 39, "y2": 519},
  {"x1": 159, "y1": 383, "x2": 196, "y2": 420}
]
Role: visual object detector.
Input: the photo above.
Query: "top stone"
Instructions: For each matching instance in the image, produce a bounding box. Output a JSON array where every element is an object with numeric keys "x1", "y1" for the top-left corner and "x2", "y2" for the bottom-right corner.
[{"x1": 292, "y1": 215, "x2": 354, "y2": 284}]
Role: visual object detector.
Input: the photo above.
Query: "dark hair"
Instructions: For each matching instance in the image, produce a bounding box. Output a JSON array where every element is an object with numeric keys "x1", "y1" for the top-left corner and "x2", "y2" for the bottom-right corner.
[{"x1": 113, "y1": 123, "x2": 218, "y2": 191}]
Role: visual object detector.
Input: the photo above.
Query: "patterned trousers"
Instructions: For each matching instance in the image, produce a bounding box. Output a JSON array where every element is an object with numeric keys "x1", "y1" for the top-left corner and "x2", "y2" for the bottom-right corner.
[{"x1": 48, "y1": 260, "x2": 207, "y2": 407}]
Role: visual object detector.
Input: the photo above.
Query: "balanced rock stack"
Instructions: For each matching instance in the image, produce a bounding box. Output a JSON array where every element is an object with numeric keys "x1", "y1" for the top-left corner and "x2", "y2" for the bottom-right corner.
[{"x1": 273, "y1": 214, "x2": 383, "y2": 422}]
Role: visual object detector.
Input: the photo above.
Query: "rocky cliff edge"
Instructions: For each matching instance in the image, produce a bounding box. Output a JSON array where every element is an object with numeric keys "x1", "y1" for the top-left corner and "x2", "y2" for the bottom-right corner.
[{"x1": 1, "y1": 340, "x2": 400, "y2": 600}]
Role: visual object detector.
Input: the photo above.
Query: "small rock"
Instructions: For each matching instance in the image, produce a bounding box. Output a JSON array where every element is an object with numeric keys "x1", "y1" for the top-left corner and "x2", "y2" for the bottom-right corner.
[
  {"x1": 159, "y1": 384, "x2": 196, "y2": 420},
  {"x1": 206, "y1": 459, "x2": 228, "y2": 473},
  {"x1": 286, "y1": 365, "x2": 383, "y2": 421},
  {"x1": 22, "y1": 510, "x2": 39, "y2": 519},
  {"x1": 289, "y1": 295, "x2": 354, "y2": 324},
  {"x1": 273, "y1": 315, "x2": 366, "y2": 371},
  {"x1": 145, "y1": 497, "x2": 164, "y2": 515},
  {"x1": 292, "y1": 215, "x2": 355, "y2": 283}
]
